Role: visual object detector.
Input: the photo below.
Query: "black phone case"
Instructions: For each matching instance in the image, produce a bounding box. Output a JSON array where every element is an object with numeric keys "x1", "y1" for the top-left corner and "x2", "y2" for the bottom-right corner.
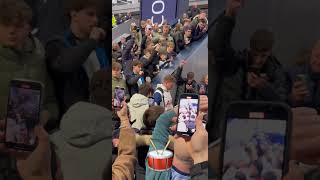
[
  {"x1": 176, "y1": 93, "x2": 200, "y2": 137},
  {"x1": 219, "y1": 101, "x2": 292, "y2": 180},
  {"x1": 4, "y1": 79, "x2": 43, "y2": 151}
]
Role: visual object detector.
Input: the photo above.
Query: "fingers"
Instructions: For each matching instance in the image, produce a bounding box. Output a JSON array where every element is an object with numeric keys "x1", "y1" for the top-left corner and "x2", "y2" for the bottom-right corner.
[
  {"x1": 284, "y1": 161, "x2": 304, "y2": 180},
  {"x1": 171, "y1": 117, "x2": 177, "y2": 124},
  {"x1": 34, "y1": 126, "x2": 49, "y2": 143},
  {"x1": 199, "y1": 95, "x2": 208, "y2": 112},
  {"x1": 170, "y1": 125, "x2": 177, "y2": 132},
  {"x1": 295, "y1": 90, "x2": 309, "y2": 97},
  {"x1": 195, "y1": 113, "x2": 205, "y2": 131},
  {"x1": 292, "y1": 107, "x2": 318, "y2": 117},
  {"x1": 250, "y1": 72, "x2": 259, "y2": 79},
  {"x1": 121, "y1": 101, "x2": 127, "y2": 110},
  {"x1": 40, "y1": 111, "x2": 49, "y2": 127},
  {"x1": 293, "y1": 116, "x2": 319, "y2": 126},
  {"x1": 293, "y1": 81, "x2": 306, "y2": 88},
  {"x1": 293, "y1": 121, "x2": 320, "y2": 138},
  {"x1": 170, "y1": 117, "x2": 177, "y2": 132},
  {"x1": 292, "y1": 136, "x2": 320, "y2": 164}
]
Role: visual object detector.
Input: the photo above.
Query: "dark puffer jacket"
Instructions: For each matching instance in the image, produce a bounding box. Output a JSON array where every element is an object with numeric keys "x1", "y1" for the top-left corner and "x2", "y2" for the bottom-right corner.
[{"x1": 209, "y1": 13, "x2": 288, "y2": 140}]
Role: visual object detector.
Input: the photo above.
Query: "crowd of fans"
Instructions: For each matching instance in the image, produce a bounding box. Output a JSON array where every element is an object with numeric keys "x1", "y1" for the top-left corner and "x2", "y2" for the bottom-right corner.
[
  {"x1": 210, "y1": 0, "x2": 320, "y2": 179},
  {"x1": 111, "y1": 5, "x2": 209, "y2": 179},
  {"x1": 0, "y1": 0, "x2": 209, "y2": 179},
  {"x1": 112, "y1": 12, "x2": 133, "y2": 27}
]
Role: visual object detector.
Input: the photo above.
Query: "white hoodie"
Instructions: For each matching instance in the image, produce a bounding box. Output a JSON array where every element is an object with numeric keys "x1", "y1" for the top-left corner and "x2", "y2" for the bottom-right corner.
[{"x1": 127, "y1": 93, "x2": 149, "y2": 130}]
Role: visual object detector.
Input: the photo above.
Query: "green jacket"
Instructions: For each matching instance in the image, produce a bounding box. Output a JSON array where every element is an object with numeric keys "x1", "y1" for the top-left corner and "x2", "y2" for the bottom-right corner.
[
  {"x1": 0, "y1": 35, "x2": 58, "y2": 123},
  {"x1": 112, "y1": 76, "x2": 129, "y2": 99}
]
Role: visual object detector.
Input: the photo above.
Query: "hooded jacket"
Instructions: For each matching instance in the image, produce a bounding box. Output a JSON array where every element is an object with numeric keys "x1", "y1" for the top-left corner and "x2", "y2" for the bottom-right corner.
[
  {"x1": 51, "y1": 102, "x2": 136, "y2": 180},
  {"x1": 128, "y1": 93, "x2": 149, "y2": 130},
  {"x1": 51, "y1": 102, "x2": 113, "y2": 180}
]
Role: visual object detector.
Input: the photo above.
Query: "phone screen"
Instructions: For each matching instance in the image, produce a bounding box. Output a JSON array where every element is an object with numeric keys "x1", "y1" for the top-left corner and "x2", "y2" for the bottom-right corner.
[
  {"x1": 222, "y1": 116, "x2": 288, "y2": 180},
  {"x1": 114, "y1": 87, "x2": 125, "y2": 108},
  {"x1": 5, "y1": 81, "x2": 41, "y2": 150},
  {"x1": 177, "y1": 94, "x2": 199, "y2": 136}
]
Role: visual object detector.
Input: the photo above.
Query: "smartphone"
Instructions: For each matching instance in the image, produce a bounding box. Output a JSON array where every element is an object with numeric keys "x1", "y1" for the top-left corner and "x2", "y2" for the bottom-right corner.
[
  {"x1": 148, "y1": 97, "x2": 155, "y2": 106},
  {"x1": 176, "y1": 94, "x2": 199, "y2": 136},
  {"x1": 113, "y1": 87, "x2": 125, "y2": 109},
  {"x1": 5, "y1": 80, "x2": 42, "y2": 151},
  {"x1": 295, "y1": 74, "x2": 307, "y2": 87},
  {"x1": 220, "y1": 101, "x2": 291, "y2": 180}
]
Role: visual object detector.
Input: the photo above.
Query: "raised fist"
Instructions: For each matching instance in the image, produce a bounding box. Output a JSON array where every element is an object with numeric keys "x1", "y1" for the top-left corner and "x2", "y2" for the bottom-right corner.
[{"x1": 90, "y1": 27, "x2": 106, "y2": 41}]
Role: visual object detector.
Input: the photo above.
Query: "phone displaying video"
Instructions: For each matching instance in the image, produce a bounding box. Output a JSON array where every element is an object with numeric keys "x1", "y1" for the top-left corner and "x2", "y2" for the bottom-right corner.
[
  {"x1": 221, "y1": 102, "x2": 291, "y2": 180},
  {"x1": 5, "y1": 80, "x2": 42, "y2": 151},
  {"x1": 176, "y1": 94, "x2": 199, "y2": 136},
  {"x1": 113, "y1": 87, "x2": 125, "y2": 109}
]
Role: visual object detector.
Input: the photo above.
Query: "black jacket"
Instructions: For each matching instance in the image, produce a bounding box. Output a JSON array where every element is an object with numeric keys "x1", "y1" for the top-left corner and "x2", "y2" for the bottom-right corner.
[
  {"x1": 126, "y1": 73, "x2": 144, "y2": 96},
  {"x1": 192, "y1": 25, "x2": 207, "y2": 41},
  {"x1": 173, "y1": 67, "x2": 199, "y2": 105},
  {"x1": 46, "y1": 33, "x2": 102, "y2": 114},
  {"x1": 139, "y1": 50, "x2": 157, "y2": 78},
  {"x1": 209, "y1": 14, "x2": 288, "y2": 140}
]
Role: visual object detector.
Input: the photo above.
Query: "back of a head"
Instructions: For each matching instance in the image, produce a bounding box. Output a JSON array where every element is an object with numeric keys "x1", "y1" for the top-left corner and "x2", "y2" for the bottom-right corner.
[
  {"x1": 90, "y1": 69, "x2": 112, "y2": 110},
  {"x1": 158, "y1": 46, "x2": 168, "y2": 56},
  {"x1": 250, "y1": 29, "x2": 274, "y2": 52},
  {"x1": 163, "y1": 74, "x2": 175, "y2": 83},
  {"x1": 143, "y1": 106, "x2": 165, "y2": 129},
  {"x1": 138, "y1": 83, "x2": 154, "y2": 97},
  {"x1": 184, "y1": 25, "x2": 192, "y2": 32}
]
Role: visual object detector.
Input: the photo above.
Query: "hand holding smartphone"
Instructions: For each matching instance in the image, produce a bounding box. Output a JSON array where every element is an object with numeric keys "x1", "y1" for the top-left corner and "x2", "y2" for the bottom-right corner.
[
  {"x1": 220, "y1": 101, "x2": 292, "y2": 180},
  {"x1": 5, "y1": 80, "x2": 42, "y2": 151},
  {"x1": 176, "y1": 94, "x2": 200, "y2": 136},
  {"x1": 294, "y1": 74, "x2": 308, "y2": 87},
  {"x1": 113, "y1": 87, "x2": 125, "y2": 110}
]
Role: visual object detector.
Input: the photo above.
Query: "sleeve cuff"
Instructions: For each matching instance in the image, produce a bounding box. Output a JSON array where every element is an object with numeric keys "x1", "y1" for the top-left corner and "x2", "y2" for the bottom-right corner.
[{"x1": 190, "y1": 161, "x2": 209, "y2": 176}]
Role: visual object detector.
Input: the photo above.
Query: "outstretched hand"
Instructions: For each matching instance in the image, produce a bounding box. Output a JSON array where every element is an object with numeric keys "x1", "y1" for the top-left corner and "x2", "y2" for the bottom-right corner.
[
  {"x1": 0, "y1": 120, "x2": 52, "y2": 180},
  {"x1": 187, "y1": 113, "x2": 208, "y2": 164}
]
